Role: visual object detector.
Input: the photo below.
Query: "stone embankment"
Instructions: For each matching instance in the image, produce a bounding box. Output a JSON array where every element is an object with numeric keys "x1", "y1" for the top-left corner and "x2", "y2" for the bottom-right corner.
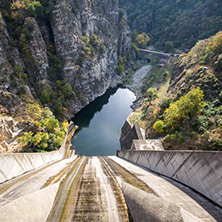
[
  {"x1": 124, "y1": 65, "x2": 152, "y2": 110},
  {"x1": 126, "y1": 65, "x2": 152, "y2": 97}
]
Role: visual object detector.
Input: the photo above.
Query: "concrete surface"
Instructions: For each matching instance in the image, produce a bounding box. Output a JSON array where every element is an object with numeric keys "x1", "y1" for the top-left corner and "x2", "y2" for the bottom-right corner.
[
  {"x1": 117, "y1": 150, "x2": 222, "y2": 208},
  {"x1": 0, "y1": 155, "x2": 220, "y2": 221},
  {"x1": 131, "y1": 139, "x2": 164, "y2": 150},
  {"x1": 110, "y1": 156, "x2": 221, "y2": 221},
  {"x1": 122, "y1": 182, "x2": 200, "y2": 222},
  {"x1": 0, "y1": 151, "x2": 62, "y2": 183},
  {"x1": 0, "y1": 183, "x2": 59, "y2": 222},
  {"x1": 47, "y1": 156, "x2": 129, "y2": 222},
  {"x1": 0, "y1": 156, "x2": 77, "y2": 207}
]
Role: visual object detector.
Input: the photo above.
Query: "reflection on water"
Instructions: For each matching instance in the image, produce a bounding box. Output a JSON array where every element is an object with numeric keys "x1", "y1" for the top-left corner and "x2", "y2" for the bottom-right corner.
[{"x1": 72, "y1": 87, "x2": 135, "y2": 156}]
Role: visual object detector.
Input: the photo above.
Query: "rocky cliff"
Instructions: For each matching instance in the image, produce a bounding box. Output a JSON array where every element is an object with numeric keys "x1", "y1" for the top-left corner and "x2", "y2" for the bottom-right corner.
[
  {"x1": 0, "y1": 0, "x2": 131, "y2": 118},
  {"x1": 0, "y1": 0, "x2": 131, "y2": 152},
  {"x1": 51, "y1": 0, "x2": 130, "y2": 115}
]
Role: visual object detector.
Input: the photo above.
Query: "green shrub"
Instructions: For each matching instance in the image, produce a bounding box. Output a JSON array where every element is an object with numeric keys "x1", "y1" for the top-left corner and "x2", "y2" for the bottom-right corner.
[
  {"x1": 82, "y1": 97, "x2": 87, "y2": 105},
  {"x1": 45, "y1": 119, "x2": 59, "y2": 133},
  {"x1": 116, "y1": 64, "x2": 124, "y2": 74},
  {"x1": 215, "y1": 54, "x2": 222, "y2": 70},
  {"x1": 76, "y1": 53, "x2": 85, "y2": 66},
  {"x1": 90, "y1": 33, "x2": 99, "y2": 47},
  {"x1": 40, "y1": 89, "x2": 51, "y2": 104},
  {"x1": 54, "y1": 136, "x2": 63, "y2": 147},
  {"x1": 61, "y1": 83, "x2": 73, "y2": 98},
  {"x1": 153, "y1": 120, "x2": 164, "y2": 133},
  {"x1": 164, "y1": 132, "x2": 184, "y2": 143},
  {"x1": 211, "y1": 137, "x2": 222, "y2": 150}
]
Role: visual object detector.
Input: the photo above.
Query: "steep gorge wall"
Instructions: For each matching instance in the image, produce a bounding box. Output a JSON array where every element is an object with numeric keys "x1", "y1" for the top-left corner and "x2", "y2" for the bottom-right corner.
[
  {"x1": 51, "y1": 0, "x2": 130, "y2": 115},
  {"x1": 0, "y1": 0, "x2": 131, "y2": 117}
]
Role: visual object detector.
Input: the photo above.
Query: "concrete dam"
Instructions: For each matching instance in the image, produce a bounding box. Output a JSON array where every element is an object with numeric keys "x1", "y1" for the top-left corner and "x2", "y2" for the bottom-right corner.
[{"x1": 0, "y1": 123, "x2": 221, "y2": 221}]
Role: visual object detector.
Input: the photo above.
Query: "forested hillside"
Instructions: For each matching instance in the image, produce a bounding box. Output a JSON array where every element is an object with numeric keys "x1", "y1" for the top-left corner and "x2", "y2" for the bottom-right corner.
[
  {"x1": 131, "y1": 31, "x2": 222, "y2": 150},
  {"x1": 120, "y1": 0, "x2": 222, "y2": 50}
]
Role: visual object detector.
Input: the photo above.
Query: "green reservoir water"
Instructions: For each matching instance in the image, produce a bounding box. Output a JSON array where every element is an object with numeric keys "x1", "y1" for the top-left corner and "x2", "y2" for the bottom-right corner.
[{"x1": 71, "y1": 88, "x2": 136, "y2": 156}]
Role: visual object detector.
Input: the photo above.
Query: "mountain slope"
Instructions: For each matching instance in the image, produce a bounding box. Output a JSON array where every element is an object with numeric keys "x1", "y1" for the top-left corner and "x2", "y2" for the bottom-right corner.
[
  {"x1": 131, "y1": 32, "x2": 222, "y2": 150},
  {"x1": 120, "y1": 0, "x2": 222, "y2": 50}
]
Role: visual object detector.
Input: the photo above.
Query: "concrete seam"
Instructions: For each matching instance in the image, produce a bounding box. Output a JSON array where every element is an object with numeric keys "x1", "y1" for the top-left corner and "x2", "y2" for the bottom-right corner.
[{"x1": 171, "y1": 152, "x2": 193, "y2": 178}]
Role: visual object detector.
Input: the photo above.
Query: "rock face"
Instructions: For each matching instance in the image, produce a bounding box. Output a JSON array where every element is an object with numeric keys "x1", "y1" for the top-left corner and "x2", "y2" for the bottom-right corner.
[
  {"x1": 118, "y1": 10, "x2": 131, "y2": 56},
  {"x1": 0, "y1": 18, "x2": 23, "y2": 94},
  {"x1": 51, "y1": 0, "x2": 130, "y2": 114},
  {"x1": 27, "y1": 17, "x2": 49, "y2": 80},
  {"x1": 0, "y1": 116, "x2": 23, "y2": 153}
]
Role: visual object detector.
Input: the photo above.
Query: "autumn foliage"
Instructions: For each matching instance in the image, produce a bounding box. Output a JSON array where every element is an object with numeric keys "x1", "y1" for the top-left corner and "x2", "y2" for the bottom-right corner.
[{"x1": 153, "y1": 88, "x2": 205, "y2": 132}]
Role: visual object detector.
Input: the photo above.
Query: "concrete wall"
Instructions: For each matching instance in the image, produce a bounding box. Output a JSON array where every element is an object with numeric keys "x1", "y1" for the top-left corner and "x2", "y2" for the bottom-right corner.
[
  {"x1": 119, "y1": 120, "x2": 144, "y2": 150},
  {"x1": 0, "y1": 123, "x2": 76, "y2": 183},
  {"x1": 117, "y1": 150, "x2": 222, "y2": 207}
]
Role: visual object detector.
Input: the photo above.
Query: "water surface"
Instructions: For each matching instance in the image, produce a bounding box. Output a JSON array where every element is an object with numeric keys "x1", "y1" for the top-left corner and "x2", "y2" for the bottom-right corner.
[{"x1": 72, "y1": 88, "x2": 135, "y2": 156}]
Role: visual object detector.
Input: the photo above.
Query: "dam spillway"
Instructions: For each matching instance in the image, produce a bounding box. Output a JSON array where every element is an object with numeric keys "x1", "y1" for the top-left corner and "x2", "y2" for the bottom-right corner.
[
  {"x1": 0, "y1": 92, "x2": 221, "y2": 221},
  {"x1": 0, "y1": 154, "x2": 221, "y2": 222}
]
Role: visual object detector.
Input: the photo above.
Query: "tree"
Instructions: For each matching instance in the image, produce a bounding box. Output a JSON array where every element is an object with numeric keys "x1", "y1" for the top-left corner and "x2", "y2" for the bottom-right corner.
[
  {"x1": 131, "y1": 43, "x2": 140, "y2": 59},
  {"x1": 61, "y1": 83, "x2": 73, "y2": 98},
  {"x1": 215, "y1": 54, "x2": 222, "y2": 70},
  {"x1": 131, "y1": 30, "x2": 138, "y2": 42},
  {"x1": 40, "y1": 89, "x2": 51, "y2": 104},
  {"x1": 207, "y1": 31, "x2": 222, "y2": 55},
  {"x1": 116, "y1": 56, "x2": 125, "y2": 74},
  {"x1": 116, "y1": 64, "x2": 124, "y2": 74},
  {"x1": 164, "y1": 41, "x2": 174, "y2": 53},
  {"x1": 135, "y1": 32, "x2": 150, "y2": 49},
  {"x1": 164, "y1": 88, "x2": 205, "y2": 130},
  {"x1": 45, "y1": 119, "x2": 59, "y2": 133},
  {"x1": 153, "y1": 120, "x2": 164, "y2": 133},
  {"x1": 26, "y1": 102, "x2": 42, "y2": 121}
]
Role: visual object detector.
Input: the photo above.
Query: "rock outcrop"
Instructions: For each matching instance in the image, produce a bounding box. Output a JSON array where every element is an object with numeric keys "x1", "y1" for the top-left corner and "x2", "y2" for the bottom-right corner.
[
  {"x1": 27, "y1": 17, "x2": 49, "y2": 80},
  {"x1": 0, "y1": 116, "x2": 23, "y2": 153}
]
